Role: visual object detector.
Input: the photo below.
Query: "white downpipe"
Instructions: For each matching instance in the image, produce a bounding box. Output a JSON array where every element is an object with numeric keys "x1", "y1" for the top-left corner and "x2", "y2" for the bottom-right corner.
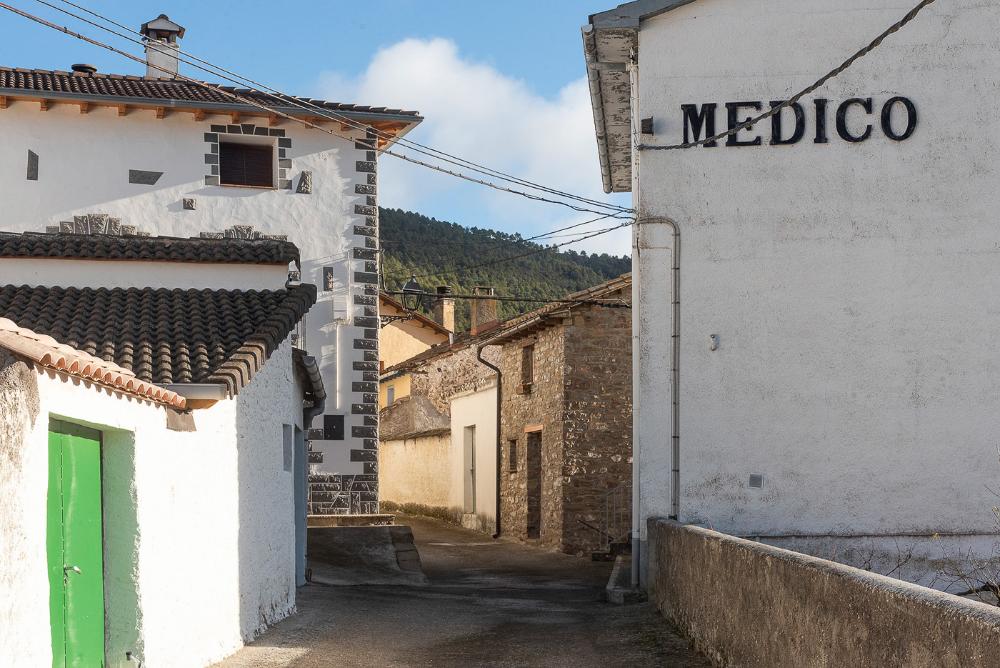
[{"x1": 628, "y1": 55, "x2": 642, "y2": 589}]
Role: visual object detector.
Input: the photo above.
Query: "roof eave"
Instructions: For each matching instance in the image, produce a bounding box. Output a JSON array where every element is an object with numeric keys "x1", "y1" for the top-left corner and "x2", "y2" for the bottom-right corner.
[
  {"x1": 0, "y1": 87, "x2": 424, "y2": 128},
  {"x1": 589, "y1": 0, "x2": 697, "y2": 29}
]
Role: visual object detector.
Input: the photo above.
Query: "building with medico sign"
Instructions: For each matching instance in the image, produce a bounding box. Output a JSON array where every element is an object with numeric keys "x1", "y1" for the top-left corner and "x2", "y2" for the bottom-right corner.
[{"x1": 583, "y1": 0, "x2": 1000, "y2": 591}]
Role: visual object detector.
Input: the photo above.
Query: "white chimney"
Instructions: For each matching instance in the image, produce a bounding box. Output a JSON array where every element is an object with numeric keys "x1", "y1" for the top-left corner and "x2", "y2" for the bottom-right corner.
[{"x1": 139, "y1": 14, "x2": 185, "y2": 79}]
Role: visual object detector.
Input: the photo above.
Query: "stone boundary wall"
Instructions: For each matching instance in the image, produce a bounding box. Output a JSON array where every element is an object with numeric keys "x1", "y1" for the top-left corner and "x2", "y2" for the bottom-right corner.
[{"x1": 648, "y1": 519, "x2": 1000, "y2": 667}]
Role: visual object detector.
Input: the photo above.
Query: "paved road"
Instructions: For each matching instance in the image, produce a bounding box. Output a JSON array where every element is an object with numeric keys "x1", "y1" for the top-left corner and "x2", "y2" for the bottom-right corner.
[{"x1": 216, "y1": 516, "x2": 709, "y2": 667}]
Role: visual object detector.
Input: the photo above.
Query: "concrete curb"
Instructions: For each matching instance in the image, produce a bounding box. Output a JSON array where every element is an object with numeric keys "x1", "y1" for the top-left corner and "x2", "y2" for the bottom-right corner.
[{"x1": 605, "y1": 553, "x2": 646, "y2": 605}]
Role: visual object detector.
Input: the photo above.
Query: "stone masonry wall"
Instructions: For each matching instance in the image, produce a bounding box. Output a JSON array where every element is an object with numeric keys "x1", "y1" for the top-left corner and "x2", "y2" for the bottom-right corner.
[
  {"x1": 498, "y1": 323, "x2": 566, "y2": 550},
  {"x1": 408, "y1": 344, "x2": 498, "y2": 415},
  {"x1": 561, "y1": 292, "x2": 633, "y2": 556}
]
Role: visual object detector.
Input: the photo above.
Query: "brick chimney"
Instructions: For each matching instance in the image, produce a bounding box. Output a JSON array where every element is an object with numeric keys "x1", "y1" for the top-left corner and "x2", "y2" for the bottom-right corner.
[
  {"x1": 470, "y1": 286, "x2": 499, "y2": 335},
  {"x1": 433, "y1": 286, "x2": 455, "y2": 333},
  {"x1": 140, "y1": 14, "x2": 185, "y2": 79}
]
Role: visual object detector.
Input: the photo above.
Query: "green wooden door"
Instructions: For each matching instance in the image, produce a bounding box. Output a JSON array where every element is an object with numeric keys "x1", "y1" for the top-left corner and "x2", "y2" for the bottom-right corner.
[{"x1": 47, "y1": 422, "x2": 105, "y2": 668}]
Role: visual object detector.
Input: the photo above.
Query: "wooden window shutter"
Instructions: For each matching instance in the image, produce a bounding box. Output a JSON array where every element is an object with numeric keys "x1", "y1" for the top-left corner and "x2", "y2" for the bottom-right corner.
[{"x1": 220, "y1": 142, "x2": 273, "y2": 187}]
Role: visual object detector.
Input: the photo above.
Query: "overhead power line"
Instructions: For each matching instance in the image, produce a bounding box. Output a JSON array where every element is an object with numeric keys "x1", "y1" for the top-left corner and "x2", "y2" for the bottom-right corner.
[
  {"x1": 382, "y1": 211, "x2": 623, "y2": 247},
  {"x1": 639, "y1": 0, "x2": 939, "y2": 151},
  {"x1": 385, "y1": 218, "x2": 635, "y2": 285},
  {"x1": 384, "y1": 290, "x2": 630, "y2": 309},
  {"x1": 24, "y1": 0, "x2": 632, "y2": 216}
]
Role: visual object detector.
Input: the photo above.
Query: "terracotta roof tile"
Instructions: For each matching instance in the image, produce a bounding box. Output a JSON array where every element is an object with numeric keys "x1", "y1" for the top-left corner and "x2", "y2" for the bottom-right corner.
[
  {"x1": 0, "y1": 317, "x2": 186, "y2": 408},
  {"x1": 0, "y1": 67, "x2": 420, "y2": 118},
  {"x1": 0, "y1": 232, "x2": 299, "y2": 265},
  {"x1": 0, "y1": 284, "x2": 316, "y2": 396}
]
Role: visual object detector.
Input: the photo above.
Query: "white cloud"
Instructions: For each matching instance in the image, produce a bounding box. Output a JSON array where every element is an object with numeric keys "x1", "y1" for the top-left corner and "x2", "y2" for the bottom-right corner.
[{"x1": 315, "y1": 38, "x2": 631, "y2": 256}]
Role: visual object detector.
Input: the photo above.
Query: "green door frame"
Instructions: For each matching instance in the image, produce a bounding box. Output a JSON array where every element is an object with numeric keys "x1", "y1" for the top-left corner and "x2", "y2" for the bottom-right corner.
[{"x1": 48, "y1": 420, "x2": 106, "y2": 668}]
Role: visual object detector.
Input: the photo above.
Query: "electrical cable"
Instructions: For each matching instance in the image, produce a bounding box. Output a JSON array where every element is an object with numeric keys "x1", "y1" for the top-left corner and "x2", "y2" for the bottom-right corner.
[
  {"x1": 639, "y1": 0, "x2": 939, "y2": 151},
  {"x1": 0, "y1": 1, "x2": 628, "y2": 218},
  {"x1": 29, "y1": 0, "x2": 632, "y2": 215}
]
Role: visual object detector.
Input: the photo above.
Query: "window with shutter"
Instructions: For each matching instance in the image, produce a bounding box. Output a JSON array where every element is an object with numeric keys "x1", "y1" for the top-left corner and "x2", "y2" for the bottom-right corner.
[{"x1": 219, "y1": 141, "x2": 274, "y2": 187}]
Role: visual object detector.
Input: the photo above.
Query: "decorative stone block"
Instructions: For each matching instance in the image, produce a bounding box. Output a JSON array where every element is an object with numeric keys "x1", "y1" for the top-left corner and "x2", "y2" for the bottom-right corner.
[
  {"x1": 354, "y1": 226, "x2": 376, "y2": 237},
  {"x1": 362, "y1": 393, "x2": 378, "y2": 404},
  {"x1": 353, "y1": 361, "x2": 378, "y2": 371},
  {"x1": 355, "y1": 161, "x2": 376, "y2": 173},
  {"x1": 354, "y1": 316, "x2": 378, "y2": 328},
  {"x1": 268, "y1": 128, "x2": 286, "y2": 137},
  {"x1": 204, "y1": 175, "x2": 219, "y2": 186},
  {"x1": 352, "y1": 382, "x2": 377, "y2": 393},
  {"x1": 354, "y1": 295, "x2": 376, "y2": 306},
  {"x1": 355, "y1": 184, "x2": 376, "y2": 195},
  {"x1": 278, "y1": 138, "x2": 292, "y2": 148},
  {"x1": 296, "y1": 170, "x2": 312, "y2": 194},
  {"x1": 353, "y1": 338, "x2": 377, "y2": 351},
  {"x1": 26, "y1": 150, "x2": 38, "y2": 181},
  {"x1": 354, "y1": 271, "x2": 378, "y2": 285},
  {"x1": 354, "y1": 204, "x2": 376, "y2": 216},
  {"x1": 183, "y1": 198, "x2": 197, "y2": 210},
  {"x1": 130, "y1": 169, "x2": 163, "y2": 185},
  {"x1": 351, "y1": 403, "x2": 377, "y2": 415}
]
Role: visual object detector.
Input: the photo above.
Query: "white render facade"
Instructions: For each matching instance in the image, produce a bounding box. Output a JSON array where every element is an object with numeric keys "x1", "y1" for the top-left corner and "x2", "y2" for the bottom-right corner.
[
  {"x1": 0, "y1": 45, "x2": 421, "y2": 513},
  {"x1": 0, "y1": 337, "x2": 306, "y2": 668},
  {"x1": 585, "y1": 0, "x2": 1000, "y2": 586}
]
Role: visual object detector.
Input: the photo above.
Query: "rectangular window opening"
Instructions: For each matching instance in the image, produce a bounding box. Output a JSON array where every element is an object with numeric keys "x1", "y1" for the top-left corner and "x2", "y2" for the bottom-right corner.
[
  {"x1": 219, "y1": 141, "x2": 274, "y2": 188},
  {"x1": 508, "y1": 439, "x2": 518, "y2": 473},
  {"x1": 520, "y1": 344, "x2": 534, "y2": 393}
]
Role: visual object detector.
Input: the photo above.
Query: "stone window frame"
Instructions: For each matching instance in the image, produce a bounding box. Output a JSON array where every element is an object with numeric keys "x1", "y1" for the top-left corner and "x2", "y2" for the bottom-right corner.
[
  {"x1": 519, "y1": 342, "x2": 535, "y2": 394},
  {"x1": 203, "y1": 123, "x2": 292, "y2": 189}
]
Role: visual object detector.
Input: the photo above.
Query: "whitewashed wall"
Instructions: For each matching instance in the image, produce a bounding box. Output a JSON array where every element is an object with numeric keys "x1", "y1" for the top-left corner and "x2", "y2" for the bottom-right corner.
[
  {"x1": 0, "y1": 101, "x2": 378, "y2": 478},
  {"x1": 449, "y1": 384, "x2": 498, "y2": 532},
  {"x1": 633, "y1": 0, "x2": 1000, "y2": 577},
  {"x1": 1, "y1": 340, "x2": 300, "y2": 667}
]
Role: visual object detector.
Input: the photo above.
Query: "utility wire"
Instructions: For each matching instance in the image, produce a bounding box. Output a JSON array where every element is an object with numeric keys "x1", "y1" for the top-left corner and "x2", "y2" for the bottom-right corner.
[
  {"x1": 639, "y1": 0, "x2": 939, "y2": 151},
  {"x1": 382, "y1": 211, "x2": 622, "y2": 247},
  {"x1": 384, "y1": 290, "x2": 630, "y2": 308},
  {"x1": 29, "y1": 0, "x2": 631, "y2": 215},
  {"x1": 0, "y1": 1, "x2": 628, "y2": 219},
  {"x1": 385, "y1": 218, "x2": 635, "y2": 284}
]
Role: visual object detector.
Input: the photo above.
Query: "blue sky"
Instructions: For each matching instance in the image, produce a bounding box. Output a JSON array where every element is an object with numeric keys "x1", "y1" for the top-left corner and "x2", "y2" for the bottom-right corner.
[{"x1": 0, "y1": 1, "x2": 632, "y2": 255}]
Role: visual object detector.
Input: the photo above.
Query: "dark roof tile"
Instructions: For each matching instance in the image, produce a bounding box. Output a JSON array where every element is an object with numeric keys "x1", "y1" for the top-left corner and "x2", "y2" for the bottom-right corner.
[
  {"x1": 0, "y1": 232, "x2": 299, "y2": 265},
  {"x1": 0, "y1": 283, "x2": 316, "y2": 396},
  {"x1": 0, "y1": 67, "x2": 420, "y2": 118}
]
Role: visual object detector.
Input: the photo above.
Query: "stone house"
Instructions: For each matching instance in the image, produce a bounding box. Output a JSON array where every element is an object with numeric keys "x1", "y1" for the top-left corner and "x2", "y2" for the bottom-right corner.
[
  {"x1": 0, "y1": 233, "x2": 321, "y2": 667},
  {"x1": 378, "y1": 277, "x2": 633, "y2": 553},
  {"x1": 0, "y1": 13, "x2": 423, "y2": 514},
  {"x1": 484, "y1": 275, "x2": 632, "y2": 555}
]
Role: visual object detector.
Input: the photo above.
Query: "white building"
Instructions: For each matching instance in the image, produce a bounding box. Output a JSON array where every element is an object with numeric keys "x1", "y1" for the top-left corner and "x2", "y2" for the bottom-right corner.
[
  {"x1": 0, "y1": 234, "x2": 322, "y2": 667},
  {"x1": 0, "y1": 13, "x2": 422, "y2": 514},
  {"x1": 583, "y1": 0, "x2": 1000, "y2": 586}
]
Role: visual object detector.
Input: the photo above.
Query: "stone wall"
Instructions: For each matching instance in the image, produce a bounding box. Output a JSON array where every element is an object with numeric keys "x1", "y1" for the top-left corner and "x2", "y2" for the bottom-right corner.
[
  {"x1": 561, "y1": 292, "x2": 632, "y2": 555},
  {"x1": 498, "y1": 323, "x2": 566, "y2": 549},
  {"x1": 648, "y1": 518, "x2": 1000, "y2": 667},
  {"x1": 409, "y1": 344, "x2": 498, "y2": 415}
]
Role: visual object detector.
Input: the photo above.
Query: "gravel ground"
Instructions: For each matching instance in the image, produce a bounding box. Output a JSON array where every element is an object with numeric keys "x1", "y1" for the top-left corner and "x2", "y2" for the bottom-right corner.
[{"x1": 214, "y1": 515, "x2": 709, "y2": 667}]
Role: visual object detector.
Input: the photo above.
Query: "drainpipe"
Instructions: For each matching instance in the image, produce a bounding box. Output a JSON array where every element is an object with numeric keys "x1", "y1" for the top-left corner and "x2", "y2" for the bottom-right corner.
[
  {"x1": 627, "y1": 50, "x2": 683, "y2": 588},
  {"x1": 476, "y1": 344, "x2": 503, "y2": 539}
]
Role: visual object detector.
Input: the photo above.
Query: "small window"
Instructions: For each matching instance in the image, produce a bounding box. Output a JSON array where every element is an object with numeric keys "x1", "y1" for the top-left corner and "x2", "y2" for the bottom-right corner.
[
  {"x1": 387, "y1": 386, "x2": 395, "y2": 405},
  {"x1": 219, "y1": 141, "x2": 274, "y2": 187},
  {"x1": 508, "y1": 439, "x2": 518, "y2": 472},
  {"x1": 520, "y1": 344, "x2": 534, "y2": 393}
]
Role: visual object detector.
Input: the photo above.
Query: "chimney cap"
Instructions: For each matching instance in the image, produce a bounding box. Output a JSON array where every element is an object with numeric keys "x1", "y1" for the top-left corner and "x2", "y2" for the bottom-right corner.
[
  {"x1": 70, "y1": 63, "x2": 97, "y2": 74},
  {"x1": 140, "y1": 14, "x2": 185, "y2": 39},
  {"x1": 435, "y1": 285, "x2": 453, "y2": 296}
]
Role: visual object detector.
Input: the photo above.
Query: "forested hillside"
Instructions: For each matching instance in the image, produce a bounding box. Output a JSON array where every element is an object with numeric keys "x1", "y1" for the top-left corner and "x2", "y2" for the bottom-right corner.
[{"x1": 379, "y1": 208, "x2": 631, "y2": 332}]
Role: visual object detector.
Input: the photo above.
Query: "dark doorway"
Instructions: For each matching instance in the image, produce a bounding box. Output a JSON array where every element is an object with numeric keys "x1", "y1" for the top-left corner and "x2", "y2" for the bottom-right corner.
[{"x1": 526, "y1": 431, "x2": 542, "y2": 539}]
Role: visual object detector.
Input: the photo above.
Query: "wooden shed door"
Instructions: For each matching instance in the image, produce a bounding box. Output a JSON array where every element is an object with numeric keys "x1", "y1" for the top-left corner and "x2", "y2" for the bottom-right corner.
[{"x1": 47, "y1": 423, "x2": 105, "y2": 668}]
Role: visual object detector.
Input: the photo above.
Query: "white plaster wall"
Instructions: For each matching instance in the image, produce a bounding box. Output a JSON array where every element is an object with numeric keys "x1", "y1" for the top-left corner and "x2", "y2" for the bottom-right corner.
[
  {"x1": 634, "y1": 0, "x2": 1000, "y2": 548},
  {"x1": 449, "y1": 383, "x2": 498, "y2": 530},
  {"x1": 0, "y1": 102, "x2": 374, "y2": 471},
  {"x1": 0, "y1": 354, "x2": 47, "y2": 667},
  {"x1": 4, "y1": 340, "x2": 300, "y2": 667},
  {"x1": 0, "y1": 257, "x2": 288, "y2": 291}
]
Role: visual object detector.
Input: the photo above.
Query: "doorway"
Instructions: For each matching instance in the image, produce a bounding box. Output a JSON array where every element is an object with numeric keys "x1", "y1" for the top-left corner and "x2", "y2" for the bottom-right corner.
[
  {"x1": 463, "y1": 426, "x2": 476, "y2": 514},
  {"x1": 47, "y1": 420, "x2": 105, "y2": 667},
  {"x1": 526, "y1": 431, "x2": 542, "y2": 539}
]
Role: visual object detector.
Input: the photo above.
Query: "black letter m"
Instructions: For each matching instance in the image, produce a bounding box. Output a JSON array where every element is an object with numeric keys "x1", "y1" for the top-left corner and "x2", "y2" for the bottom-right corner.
[{"x1": 681, "y1": 104, "x2": 718, "y2": 147}]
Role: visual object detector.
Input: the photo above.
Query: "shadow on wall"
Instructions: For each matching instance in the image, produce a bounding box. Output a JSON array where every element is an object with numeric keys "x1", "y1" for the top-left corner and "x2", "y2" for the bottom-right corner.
[{"x1": 235, "y1": 376, "x2": 297, "y2": 642}]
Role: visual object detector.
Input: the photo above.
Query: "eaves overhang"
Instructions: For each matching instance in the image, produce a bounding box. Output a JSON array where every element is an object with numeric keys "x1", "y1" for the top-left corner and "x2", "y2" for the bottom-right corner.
[
  {"x1": 582, "y1": 0, "x2": 698, "y2": 193},
  {"x1": 0, "y1": 88, "x2": 423, "y2": 146}
]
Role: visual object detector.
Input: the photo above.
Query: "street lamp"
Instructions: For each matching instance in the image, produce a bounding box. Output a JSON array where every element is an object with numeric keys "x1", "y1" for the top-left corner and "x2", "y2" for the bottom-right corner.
[{"x1": 401, "y1": 275, "x2": 424, "y2": 311}]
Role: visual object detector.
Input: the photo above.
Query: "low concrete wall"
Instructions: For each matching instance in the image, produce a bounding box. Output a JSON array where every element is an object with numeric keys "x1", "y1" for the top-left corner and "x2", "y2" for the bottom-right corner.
[{"x1": 648, "y1": 519, "x2": 1000, "y2": 667}]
